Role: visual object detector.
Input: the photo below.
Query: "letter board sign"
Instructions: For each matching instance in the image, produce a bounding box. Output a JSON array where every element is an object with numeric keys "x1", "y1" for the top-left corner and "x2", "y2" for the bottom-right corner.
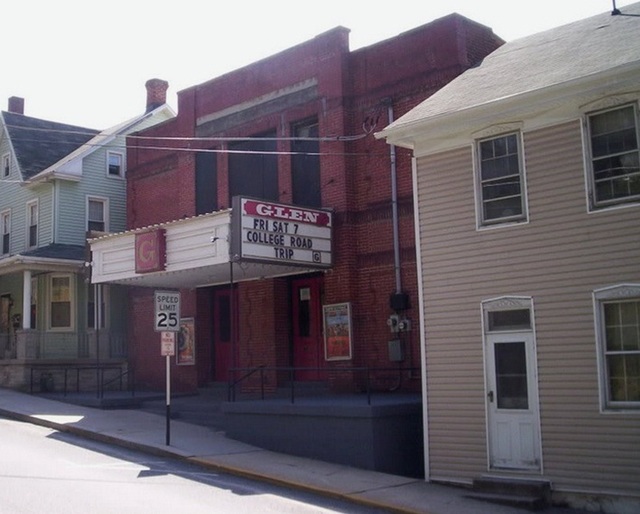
[{"x1": 231, "y1": 197, "x2": 332, "y2": 268}]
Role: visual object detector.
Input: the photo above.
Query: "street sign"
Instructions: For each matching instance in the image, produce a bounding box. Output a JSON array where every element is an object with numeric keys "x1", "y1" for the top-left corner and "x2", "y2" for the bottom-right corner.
[
  {"x1": 161, "y1": 332, "x2": 175, "y2": 356},
  {"x1": 154, "y1": 290, "x2": 181, "y2": 332}
]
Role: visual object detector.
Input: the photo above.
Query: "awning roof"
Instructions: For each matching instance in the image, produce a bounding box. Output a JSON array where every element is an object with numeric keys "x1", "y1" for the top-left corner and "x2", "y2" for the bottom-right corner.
[{"x1": 88, "y1": 209, "x2": 328, "y2": 289}]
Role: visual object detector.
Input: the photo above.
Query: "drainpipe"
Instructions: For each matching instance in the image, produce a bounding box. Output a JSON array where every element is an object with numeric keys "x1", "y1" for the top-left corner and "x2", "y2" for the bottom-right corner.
[{"x1": 387, "y1": 103, "x2": 402, "y2": 294}]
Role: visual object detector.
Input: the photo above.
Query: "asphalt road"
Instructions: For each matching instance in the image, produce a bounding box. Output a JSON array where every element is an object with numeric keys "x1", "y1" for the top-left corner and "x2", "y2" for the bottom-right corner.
[{"x1": 0, "y1": 416, "x2": 388, "y2": 514}]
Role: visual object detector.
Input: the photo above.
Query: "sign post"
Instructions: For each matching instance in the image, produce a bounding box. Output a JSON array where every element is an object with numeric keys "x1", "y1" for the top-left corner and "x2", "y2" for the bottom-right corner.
[{"x1": 154, "y1": 291, "x2": 181, "y2": 446}]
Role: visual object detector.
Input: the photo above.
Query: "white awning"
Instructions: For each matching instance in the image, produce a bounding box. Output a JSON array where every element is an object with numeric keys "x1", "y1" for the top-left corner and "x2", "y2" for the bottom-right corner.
[{"x1": 88, "y1": 209, "x2": 324, "y2": 289}]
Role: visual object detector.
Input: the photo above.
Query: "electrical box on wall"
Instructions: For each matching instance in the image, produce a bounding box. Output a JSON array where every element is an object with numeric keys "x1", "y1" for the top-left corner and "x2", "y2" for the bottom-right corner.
[
  {"x1": 388, "y1": 339, "x2": 404, "y2": 362},
  {"x1": 389, "y1": 292, "x2": 410, "y2": 311}
]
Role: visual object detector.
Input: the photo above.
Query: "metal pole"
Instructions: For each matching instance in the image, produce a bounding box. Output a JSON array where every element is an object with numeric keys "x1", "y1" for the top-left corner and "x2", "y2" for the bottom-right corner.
[
  {"x1": 166, "y1": 353, "x2": 171, "y2": 445},
  {"x1": 229, "y1": 260, "x2": 235, "y2": 380}
]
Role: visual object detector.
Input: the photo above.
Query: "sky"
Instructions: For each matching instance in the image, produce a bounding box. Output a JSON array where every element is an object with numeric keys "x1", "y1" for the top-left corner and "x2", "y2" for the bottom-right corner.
[{"x1": 2, "y1": 0, "x2": 635, "y2": 129}]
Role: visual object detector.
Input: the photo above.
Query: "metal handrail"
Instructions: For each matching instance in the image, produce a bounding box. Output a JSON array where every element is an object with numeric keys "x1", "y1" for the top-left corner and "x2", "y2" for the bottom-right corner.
[
  {"x1": 227, "y1": 364, "x2": 267, "y2": 402},
  {"x1": 228, "y1": 365, "x2": 420, "y2": 405},
  {"x1": 100, "y1": 367, "x2": 135, "y2": 399}
]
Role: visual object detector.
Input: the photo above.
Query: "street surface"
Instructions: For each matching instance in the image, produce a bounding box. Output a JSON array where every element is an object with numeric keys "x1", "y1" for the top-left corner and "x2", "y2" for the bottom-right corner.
[{"x1": 0, "y1": 416, "x2": 386, "y2": 514}]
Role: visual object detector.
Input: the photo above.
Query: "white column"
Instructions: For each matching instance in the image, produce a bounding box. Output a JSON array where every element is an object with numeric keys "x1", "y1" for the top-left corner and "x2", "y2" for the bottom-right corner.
[{"x1": 22, "y1": 270, "x2": 32, "y2": 329}]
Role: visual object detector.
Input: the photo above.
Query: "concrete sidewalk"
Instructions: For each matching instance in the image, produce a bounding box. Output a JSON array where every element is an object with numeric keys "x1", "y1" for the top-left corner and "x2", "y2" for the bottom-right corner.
[{"x1": 0, "y1": 388, "x2": 585, "y2": 514}]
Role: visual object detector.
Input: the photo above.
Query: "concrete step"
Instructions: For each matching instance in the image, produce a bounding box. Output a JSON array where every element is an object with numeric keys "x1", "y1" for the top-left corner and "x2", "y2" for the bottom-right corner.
[
  {"x1": 465, "y1": 492, "x2": 546, "y2": 511},
  {"x1": 468, "y1": 476, "x2": 551, "y2": 511}
]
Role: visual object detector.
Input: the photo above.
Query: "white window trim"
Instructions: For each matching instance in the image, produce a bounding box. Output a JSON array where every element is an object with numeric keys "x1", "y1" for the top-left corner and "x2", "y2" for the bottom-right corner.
[
  {"x1": 107, "y1": 151, "x2": 125, "y2": 179},
  {"x1": 1, "y1": 209, "x2": 11, "y2": 255},
  {"x1": 473, "y1": 130, "x2": 529, "y2": 231},
  {"x1": 26, "y1": 199, "x2": 38, "y2": 249},
  {"x1": 593, "y1": 284, "x2": 640, "y2": 413},
  {"x1": 583, "y1": 100, "x2": 640, "y2": 213},
  {"x1": 47, "y1": 273, "x2": 75, "y2": 331},
  {"x1": 86, "y1": 196, "x2": 109, "y2": 233},
  {"x1": 2, "y1": 153, "x2": 10, "y2": 178}
]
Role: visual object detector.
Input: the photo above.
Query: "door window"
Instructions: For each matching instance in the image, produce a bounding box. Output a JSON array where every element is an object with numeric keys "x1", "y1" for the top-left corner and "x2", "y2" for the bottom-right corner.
[{"x1": 494, "y1": 341, "x2": 529, "y2": 409}]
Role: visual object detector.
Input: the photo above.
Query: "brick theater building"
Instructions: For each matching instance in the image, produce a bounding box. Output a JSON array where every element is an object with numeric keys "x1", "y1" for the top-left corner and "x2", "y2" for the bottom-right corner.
[{"x1": 89, "y1": 14, "x2": 502, "y2": 475}]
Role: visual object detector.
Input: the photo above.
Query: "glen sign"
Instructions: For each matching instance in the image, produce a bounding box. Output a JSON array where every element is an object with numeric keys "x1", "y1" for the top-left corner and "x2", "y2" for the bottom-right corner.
[{"x1": 232, "y1": 197, "x2": 332, "y2": 268}]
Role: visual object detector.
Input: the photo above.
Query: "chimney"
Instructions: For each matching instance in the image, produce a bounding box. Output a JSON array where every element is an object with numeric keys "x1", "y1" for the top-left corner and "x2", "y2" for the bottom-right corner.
[
  {"x1": 145, "y1": 78, "x2": 169, "y2": 112},
  {"x1": 8, "y1": 96, "x2": 24, "y2": 114}
]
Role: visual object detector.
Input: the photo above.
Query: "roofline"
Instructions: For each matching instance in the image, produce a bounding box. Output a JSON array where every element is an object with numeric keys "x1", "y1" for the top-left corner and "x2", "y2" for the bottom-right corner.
[
  {"x1": 0, "y1": 254, "x2": 85, "y2": 275},
  {"x1": 25, "y1": 104, "x2": 175, "y2": 185},
  {"x1": 377, "y1": 59, "x2": 640, "y2": 153}
]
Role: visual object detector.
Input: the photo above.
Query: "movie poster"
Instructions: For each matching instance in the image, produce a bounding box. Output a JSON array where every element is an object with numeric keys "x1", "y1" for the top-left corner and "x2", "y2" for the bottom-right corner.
[{"x1": 323, "y1": 303, "x2": 352, "y2": 361}]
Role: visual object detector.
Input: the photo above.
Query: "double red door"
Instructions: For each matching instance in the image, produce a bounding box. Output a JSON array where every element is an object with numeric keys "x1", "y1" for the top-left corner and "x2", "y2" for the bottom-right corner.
[{"x1": 210, "y1": 276, "x2": 324, "y2": 382}]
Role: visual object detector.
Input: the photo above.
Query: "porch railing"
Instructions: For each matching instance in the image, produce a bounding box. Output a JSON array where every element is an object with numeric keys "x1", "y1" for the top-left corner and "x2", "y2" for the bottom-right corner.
[
  {"x1": 0, "y1": 330, "x2": 127, "y2": 360},
  {"x1": 29, "y1": 363, "x2": 134, "y2": 398}
]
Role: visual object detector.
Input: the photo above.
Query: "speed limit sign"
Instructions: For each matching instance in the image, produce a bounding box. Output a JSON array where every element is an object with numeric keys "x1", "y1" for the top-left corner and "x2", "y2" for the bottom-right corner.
[{"x1": 154, "y1": 290, "x2": 181, "y2": 332}]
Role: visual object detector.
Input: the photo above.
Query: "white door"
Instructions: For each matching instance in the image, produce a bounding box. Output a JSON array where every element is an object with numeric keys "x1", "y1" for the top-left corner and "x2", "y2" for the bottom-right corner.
[{"x1": 486, "y1": 332, "x2": 541, "y2": 470}]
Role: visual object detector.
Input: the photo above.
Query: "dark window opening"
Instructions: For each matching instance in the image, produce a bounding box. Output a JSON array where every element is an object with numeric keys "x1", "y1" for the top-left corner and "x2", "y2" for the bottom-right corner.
[
  {"x1": 495, "y1": 342, "x2": 529, "y2": 410},
  {"x1": 228, "y1": 131, "x2": 278, "y2": 203},
  {"x1": 488, "y1": 309, "x2": 531, "y2": 331},
  {"x1": 291, "y1": 120, "x2": 321, "y2": 208},
  {"x1": 297, "y1": 287, "x2": 311, "y2": 337},
  {"x1": 196, "y1": 151, "x2": 218, "y2": 214}
]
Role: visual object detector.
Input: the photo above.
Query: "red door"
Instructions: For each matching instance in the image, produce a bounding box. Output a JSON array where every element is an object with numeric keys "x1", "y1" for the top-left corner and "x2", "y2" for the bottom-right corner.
[
  {"x1": 292, "y1": 276, "x2": 324, "y2": 381},
  {"x1": 212, "y1": 288, "x2": 238, "y2": 382}
]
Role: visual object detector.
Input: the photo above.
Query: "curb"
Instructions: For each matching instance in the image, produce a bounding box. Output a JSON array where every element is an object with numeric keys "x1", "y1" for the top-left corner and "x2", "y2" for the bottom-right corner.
[{"x1": 0, "y1": 407, "x2": 420, "y2": 514}]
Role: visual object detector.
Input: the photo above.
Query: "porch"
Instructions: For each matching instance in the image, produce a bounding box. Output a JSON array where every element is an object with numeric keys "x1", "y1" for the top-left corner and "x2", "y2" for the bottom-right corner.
[{"x1": 0, "y1": 329, "x2": 127, "y2": 391}]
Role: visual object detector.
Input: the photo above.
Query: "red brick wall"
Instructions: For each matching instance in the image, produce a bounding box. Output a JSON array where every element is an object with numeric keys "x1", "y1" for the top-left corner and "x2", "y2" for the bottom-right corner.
[
  {"x1": 124, "y1": 14, "x2": 502, "y2": 392},
  {"x1": 129, "y1": 287, "x2": 198, "y2": 391}
]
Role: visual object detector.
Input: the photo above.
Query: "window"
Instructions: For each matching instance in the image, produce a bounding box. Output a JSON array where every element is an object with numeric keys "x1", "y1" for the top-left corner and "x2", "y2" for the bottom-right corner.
[
  {"x1": 228, "y1": 131, "x2": 278, "y2": 203},
  {"x1": 595, "y1": 285, "x2": 640, "y2": 409},
  {"x1": 107, "y1": 152, "x2": 124, "y2": 177},
  {"x1": 2, "y1": 154, "x2": 9, "y2": 178},
  {"x1": 87, "y1": 197, "x2": 107, "y2": 232},
  {"x1": 49, "y1": 274, "x2": 73, "y2": 330},
  {"x1": 291, "y1": 119, "x2": 321, "y2": 208},
  {"x1": 476, "y1": 133, "x2": 527, "y2": 226},
  {"x1": 1, "y1": 210, "x2": 10, "y2": 255},
  {"x1": 587, "y1": 104, "x2": 640, "y2": 208},
  {"x1": 195, "y1": 151, "x2": 218, "y2": 215},
  {"x1": 27, "y1": 200, "x2": 38, "y2": 248}
]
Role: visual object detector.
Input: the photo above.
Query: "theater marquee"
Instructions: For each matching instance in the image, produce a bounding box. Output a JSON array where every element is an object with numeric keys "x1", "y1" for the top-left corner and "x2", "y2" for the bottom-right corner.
[{"x1": 231, "y1": 197, "x2": 332, "y2": 268}]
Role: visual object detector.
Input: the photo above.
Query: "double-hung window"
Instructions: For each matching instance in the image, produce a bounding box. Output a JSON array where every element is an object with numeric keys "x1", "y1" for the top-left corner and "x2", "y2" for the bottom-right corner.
[
  {"x1": 87, "y1": 197, "x2": 108, "y2": 232},
  {"x1": 594, "y1": 285, "x2": 640, "y2": 409},
  {"x1": 107, "y1": 151, "x2": 124, "y2": 178},
  {"x1": 49, "y1": 274, "x2": 73, "y2": 330},
  {"x1": 587, "y1": 104, "x2": 640, "y2": 209},
  {"x1": 476, "y1": 133, "x2": 527, "y2": 226},
  {"x1": 27, "y1": 200, "x2": 38, "y2": 248},
  {"x1": 1, "y1": 210, "x2": 10, "y2": 255}
]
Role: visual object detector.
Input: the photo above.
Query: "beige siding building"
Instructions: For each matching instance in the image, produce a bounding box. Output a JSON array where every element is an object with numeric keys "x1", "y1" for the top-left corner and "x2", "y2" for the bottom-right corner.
[{"x1": 379, "y1": 4, "x2": 640, "y2": 513}]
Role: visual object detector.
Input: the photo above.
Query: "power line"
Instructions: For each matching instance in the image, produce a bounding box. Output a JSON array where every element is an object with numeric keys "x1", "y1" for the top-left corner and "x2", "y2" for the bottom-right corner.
[{"x1": 3, "y1": 123, "x2": 374, "y2": 143}]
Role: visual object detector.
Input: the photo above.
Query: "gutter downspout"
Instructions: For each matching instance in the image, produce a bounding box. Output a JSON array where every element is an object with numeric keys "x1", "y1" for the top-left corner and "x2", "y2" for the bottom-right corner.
[{"x1": 387, "y1": 104, "x2": 402, "y2": 294}]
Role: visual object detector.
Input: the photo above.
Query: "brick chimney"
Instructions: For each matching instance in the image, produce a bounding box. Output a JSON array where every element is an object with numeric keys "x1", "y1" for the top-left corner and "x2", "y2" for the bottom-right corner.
[
  {"x1": 8, "y1": 97, "x2": 24, "y2": 114},
  {"x1": 145, "y1": 79, "x2": 169, "y2": 112}
]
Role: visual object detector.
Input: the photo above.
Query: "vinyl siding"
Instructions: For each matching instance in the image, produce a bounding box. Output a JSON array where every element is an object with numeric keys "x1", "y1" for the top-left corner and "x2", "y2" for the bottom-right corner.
[
  {"x1": 417, "y1": 120, "x2": 640, "y2": 494},
  {"x1": 56, "y1": 136, "x2": 127, "y2": 246}
]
